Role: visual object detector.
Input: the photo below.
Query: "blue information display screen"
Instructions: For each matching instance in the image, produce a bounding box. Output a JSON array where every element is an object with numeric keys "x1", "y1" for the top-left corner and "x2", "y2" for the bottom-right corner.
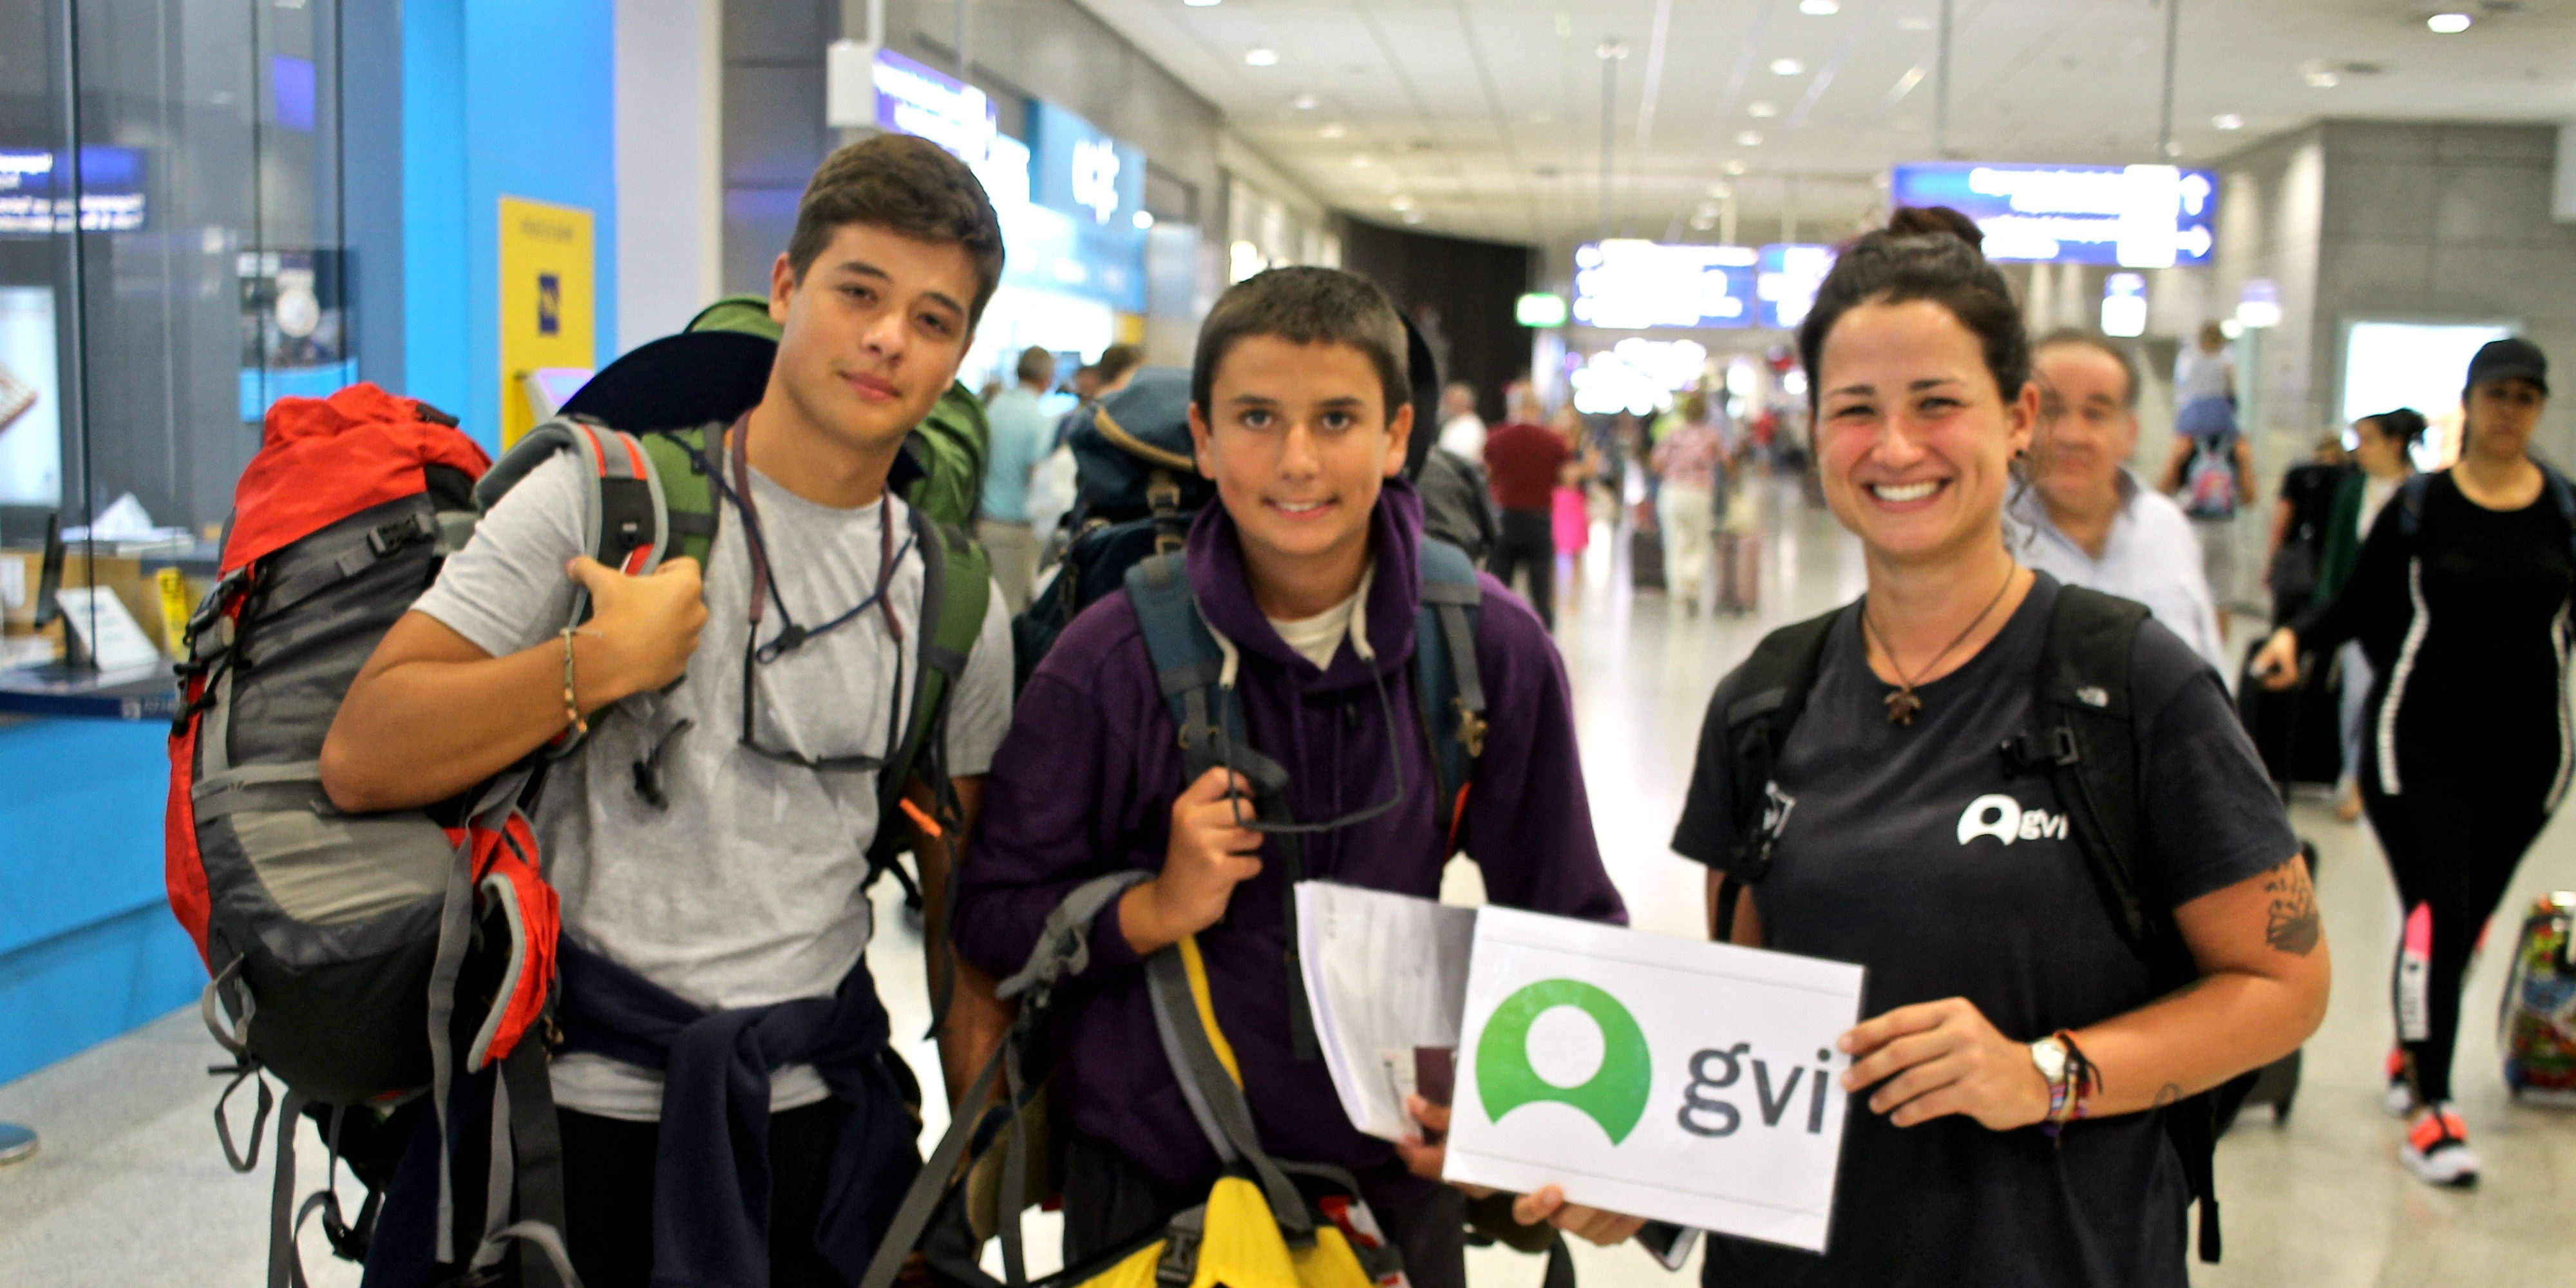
[
  {"x1": 1572, "y1": 241, "x2": 1757, "y2": 330},
  {"x1": 1888, "y1": 162, "x2": 2215, "y2": 267},
  {"x1": 1027, "y1": 100, "x2": 1148, "y2": 312},
  {"x1": 1756, "y1": 244, "x2": 1837, "y2": 330},
  {"x1": 0, "y1": 146, "x2": 148, "y2": 235}
]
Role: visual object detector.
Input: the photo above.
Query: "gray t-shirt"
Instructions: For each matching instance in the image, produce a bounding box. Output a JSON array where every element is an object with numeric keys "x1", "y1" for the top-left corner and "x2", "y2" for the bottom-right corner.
[
  {"x1": 414, "y1": 451, "x2": 1012, "y2": 1119},
  {"x1": 1672, "y1": 574, "x2": 2293, "y2": 1287}
]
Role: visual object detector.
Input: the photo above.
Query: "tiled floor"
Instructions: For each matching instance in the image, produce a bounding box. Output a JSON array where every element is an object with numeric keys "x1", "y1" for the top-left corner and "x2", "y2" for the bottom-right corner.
[{"x1": 5, "y1": 486, "x2": 2572, "y2": 1285}]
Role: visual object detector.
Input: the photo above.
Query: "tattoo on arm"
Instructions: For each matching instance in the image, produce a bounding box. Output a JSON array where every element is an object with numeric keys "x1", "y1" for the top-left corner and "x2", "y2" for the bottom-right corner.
[{"x1": 2261, "y1": 858, "x2": 2322, "y2": 956}]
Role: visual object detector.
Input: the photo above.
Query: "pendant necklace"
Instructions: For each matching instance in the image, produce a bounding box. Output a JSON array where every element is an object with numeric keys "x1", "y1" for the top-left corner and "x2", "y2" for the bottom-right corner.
[{"x1": 1861, "y1": 564, "x2": 2019, "y2": 726}]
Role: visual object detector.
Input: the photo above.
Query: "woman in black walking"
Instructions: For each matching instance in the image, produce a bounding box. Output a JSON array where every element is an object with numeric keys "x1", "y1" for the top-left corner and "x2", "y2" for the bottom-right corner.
[{"x1": 2255, "y1": 337, "x2": 2569, "y2": 1188}]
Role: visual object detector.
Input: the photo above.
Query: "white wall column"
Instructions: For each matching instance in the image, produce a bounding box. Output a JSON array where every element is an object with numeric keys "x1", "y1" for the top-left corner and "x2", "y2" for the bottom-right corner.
[{"x1": 615, "y1": 0, "x2": 725, "y2": 352}]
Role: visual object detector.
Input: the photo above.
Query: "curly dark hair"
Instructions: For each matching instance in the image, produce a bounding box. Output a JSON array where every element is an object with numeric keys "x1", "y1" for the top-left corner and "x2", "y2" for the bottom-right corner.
[
  {"x1": 1797, "y1": 205, "x2": 2028, "y2": 412},
  {"x1": 785, "y1": 133, "x2": 1005, "y2": 326}
]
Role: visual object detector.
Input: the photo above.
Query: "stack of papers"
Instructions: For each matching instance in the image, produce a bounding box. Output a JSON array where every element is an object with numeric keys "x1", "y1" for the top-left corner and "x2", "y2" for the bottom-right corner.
[{"x1": 1293, "y1": 881, "x2": 1476, "y2": 1141}]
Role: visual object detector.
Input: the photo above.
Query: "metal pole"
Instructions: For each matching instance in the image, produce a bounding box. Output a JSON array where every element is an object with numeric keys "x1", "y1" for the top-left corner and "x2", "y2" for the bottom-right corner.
[
  {"x1": 1933, "y1": 0, "x2": 1952, "y2": 158},
  {"x1": 1719, "y1": 188, "x2": 1738, "y2": 247},
  {"x1": 1784, "y1": 174, "x2": 1798, "y2": 245},
  {"x1": 1597, "y1": 40, "x2": 1623, "y2": 245},
  {"x1": 2157, "y1": 0, "x2": 2180, "y2": 157},
  {"x1": 956, "y1": 0, "x2": 971, "y2": 78}
]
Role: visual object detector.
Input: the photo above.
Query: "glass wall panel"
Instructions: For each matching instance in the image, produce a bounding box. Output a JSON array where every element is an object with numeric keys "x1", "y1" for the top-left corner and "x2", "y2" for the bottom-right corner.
[{"x1": 1, "y1": 0, "x2": 346, "y2": 549}]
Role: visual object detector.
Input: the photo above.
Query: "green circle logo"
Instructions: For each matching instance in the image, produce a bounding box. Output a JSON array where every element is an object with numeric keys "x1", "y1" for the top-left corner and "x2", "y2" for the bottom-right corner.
[{"x1": 1475, "y1": 978, "x2": 1653, "y2": 1144}]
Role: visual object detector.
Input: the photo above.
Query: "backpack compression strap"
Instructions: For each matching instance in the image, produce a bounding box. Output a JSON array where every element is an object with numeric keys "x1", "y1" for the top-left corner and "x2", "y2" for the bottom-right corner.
[{"x1": 1413, "y1": 539, "x2": 1486, "y2": 854}]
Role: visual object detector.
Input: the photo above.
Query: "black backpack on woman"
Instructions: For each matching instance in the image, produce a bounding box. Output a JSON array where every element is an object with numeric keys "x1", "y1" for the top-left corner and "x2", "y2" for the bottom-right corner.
[{"x1": 1708, "y1": 585, "x2": 2234, "y2": 1264}]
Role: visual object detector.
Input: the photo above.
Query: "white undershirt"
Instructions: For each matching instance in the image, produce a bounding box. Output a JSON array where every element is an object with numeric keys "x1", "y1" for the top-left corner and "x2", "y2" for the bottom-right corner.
[{"x1": 1262, "y1": 564, "x2": 1376, "y2": 671}]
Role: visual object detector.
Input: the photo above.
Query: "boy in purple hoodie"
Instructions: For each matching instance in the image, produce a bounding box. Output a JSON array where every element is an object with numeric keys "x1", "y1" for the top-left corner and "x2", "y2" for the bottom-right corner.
[{"x1": 951, "y1": 267, "x2": 1630, "y2": 1287}]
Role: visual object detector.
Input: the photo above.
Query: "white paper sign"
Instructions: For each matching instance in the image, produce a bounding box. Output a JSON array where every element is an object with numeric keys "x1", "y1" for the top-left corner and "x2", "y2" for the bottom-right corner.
[
  {"x1": 1444, "y1": 906, "x2": 1867, "y2": 1254},
  {"x1": 53, "y1": 585, "x2": 162, "y2": 673}
]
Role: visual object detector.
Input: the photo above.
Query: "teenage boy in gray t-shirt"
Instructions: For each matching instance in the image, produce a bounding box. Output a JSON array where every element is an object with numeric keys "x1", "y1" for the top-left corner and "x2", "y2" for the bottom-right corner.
[{"x1": 322, "y1": 134, "x2": 1013, "y2": 1288}]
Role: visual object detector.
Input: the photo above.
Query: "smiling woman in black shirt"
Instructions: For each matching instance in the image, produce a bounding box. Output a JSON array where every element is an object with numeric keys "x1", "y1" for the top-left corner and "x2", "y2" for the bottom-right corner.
[
  {"x1": 2254, "y1": 337, "x2": 2569, "y2": 1189},
  {"x1": 1670, "y1": 207, "x2": 2330, "y2": 1287}
]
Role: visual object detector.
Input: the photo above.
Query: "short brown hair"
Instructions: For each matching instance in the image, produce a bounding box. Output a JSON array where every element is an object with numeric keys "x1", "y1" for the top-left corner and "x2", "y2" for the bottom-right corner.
[
  {"x1": 1096, "y1": 343, "x2": 1146, "y2": 384},
  {"x1": 1191, "y1": 267, "x2": 1408, "y2": 417},
  {"x1": 786, "y1": 133, "x2": 1005, "y2": 326}
]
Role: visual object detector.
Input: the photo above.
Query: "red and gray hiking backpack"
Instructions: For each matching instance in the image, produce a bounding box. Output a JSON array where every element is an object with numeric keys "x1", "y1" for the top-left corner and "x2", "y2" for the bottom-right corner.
[{"x1": 168, "y1": 383, "x2": 578, "y2": 1286}]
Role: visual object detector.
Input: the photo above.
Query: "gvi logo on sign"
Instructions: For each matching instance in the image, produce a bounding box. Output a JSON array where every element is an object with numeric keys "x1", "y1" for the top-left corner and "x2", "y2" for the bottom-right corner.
[
  {"x1": 1955, "y1": 793, "x2": 2066, "y2": 846},
  {"x1": 1446, "y1": 907, "x2": 1865, "y2": 1252},
  {"x1": 1476, "y1": 980, "x2": 1651, "y2": 1142}
]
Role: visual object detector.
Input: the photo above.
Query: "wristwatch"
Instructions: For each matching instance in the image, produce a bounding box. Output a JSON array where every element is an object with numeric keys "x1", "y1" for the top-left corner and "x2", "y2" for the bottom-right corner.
[{"x1": 2029, "y1": 1036, "x2": 2071, "y2": 1126}]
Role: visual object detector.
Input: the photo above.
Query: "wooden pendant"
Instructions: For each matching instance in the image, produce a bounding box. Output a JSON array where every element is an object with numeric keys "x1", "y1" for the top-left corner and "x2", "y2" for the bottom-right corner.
[{"x1": 1885, "y1": 687, "x2": 1923, "y2": 726}]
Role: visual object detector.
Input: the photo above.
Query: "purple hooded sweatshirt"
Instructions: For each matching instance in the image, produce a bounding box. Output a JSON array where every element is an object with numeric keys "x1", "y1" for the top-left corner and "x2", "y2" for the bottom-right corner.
[{"x1": 953, "y1": 477, "x2": 1625, "y2": 1212}]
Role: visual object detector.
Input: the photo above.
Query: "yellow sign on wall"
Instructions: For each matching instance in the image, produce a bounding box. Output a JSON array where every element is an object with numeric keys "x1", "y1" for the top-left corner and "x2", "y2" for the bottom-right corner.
[{"x1": 497, "y1": 196, "x2": 595, "y2": 448}]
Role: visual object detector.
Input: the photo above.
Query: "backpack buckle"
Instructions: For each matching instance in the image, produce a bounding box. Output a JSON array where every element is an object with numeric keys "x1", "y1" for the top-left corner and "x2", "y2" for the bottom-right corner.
[{"x1": 1999, "y1": 726, "x2": 2081, "y2": 775}]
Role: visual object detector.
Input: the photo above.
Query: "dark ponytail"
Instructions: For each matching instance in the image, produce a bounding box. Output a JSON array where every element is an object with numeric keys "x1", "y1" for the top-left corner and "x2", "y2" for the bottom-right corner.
[
  {"x1": 1797, "y1": 205, "x2": 2029, "y2": 412},
  {"x1": 2363, "y1": 407, "x2": 2429, "y2": 447}
]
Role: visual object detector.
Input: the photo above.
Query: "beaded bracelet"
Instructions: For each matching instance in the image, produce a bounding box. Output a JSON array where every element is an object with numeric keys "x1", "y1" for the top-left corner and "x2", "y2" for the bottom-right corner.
[{"x1": 560, "y1": 626, "x2": 588, "y2": 739}]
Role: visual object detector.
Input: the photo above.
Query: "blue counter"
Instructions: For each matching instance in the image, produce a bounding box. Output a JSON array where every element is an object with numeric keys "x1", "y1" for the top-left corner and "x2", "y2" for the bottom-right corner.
[{"x1": 0, "y1": 719, "x2": 203, "y2": 1084}]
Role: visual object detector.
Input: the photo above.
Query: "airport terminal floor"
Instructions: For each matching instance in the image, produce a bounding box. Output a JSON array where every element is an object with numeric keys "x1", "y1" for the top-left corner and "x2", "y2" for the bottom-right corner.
[{"x1": 5, "y1": 488, "x2": 2573, "y2": 1285}]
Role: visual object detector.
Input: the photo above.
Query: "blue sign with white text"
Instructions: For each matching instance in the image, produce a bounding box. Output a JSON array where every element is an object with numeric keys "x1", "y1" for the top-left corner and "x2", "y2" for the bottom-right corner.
[
  {"x1": 1572, "y1": 242, "x2": 1757, "y2": 330},
  {"x1": 1027, "y1": 100, "x2": 1147, "y2": 311},
  {"x1": 1889, "y1": 162, "x2": 2216, "y2": 267},
  {"x1": 0, "y1": 146, "x2": 148, "y2": 235}
]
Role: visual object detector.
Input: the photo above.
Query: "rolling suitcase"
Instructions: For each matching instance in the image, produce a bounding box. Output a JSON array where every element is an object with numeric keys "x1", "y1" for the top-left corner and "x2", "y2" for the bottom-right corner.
[
  {"x1": 1630, "y1": 506, "x2": 1667, "y2": 592},
  {"x1": 1717, "y1": 531, "x2": 1759, "y2": 614},
  {"x1": 2213, "y1": 645, "x2": 2322, "y2": 1133},
  {"x1": 2499, "y1": 891, "x2": 2576, "y2": 1103}
]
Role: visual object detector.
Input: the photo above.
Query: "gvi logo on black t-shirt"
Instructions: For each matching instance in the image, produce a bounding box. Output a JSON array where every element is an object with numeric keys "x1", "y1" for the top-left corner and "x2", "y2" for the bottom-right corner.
[{"x1": 1955, "y1": 793, "x2": 2067, "y2": 846}]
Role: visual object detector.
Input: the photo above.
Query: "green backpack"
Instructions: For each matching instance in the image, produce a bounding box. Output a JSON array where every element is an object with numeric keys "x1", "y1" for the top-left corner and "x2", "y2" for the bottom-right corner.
[{"x1": 685, "y1": 295, "x2": 990, "y2": 529}]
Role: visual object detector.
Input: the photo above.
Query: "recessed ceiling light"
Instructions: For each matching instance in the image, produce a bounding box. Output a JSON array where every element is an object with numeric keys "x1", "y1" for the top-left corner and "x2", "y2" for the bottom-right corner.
[
  {"x1": 1350, "y1": 153, "x2": 1374, "y2": 167},
  {"x1": 1706, "y1": 182, "x2": 1732, "y2": 198},
  {"x1": 1401, "y1": 211, "x2": 1426, "y2": 225},
  {"x1": 2304, "y1": 70, "x2": 2339, "y2": 88},
  {"x1": 1390, "y1": 195, "x2": 1417, "y2": 211},
  {"x1": 2212, "y1": 113, "x2": 2244, "y2": 130},
  {"x1": 1748, "y1": 101, "x2": 1779, "y2": 118},
  {"x1": 1690, "y1": 215, "x2": 1718, "y2": 231},
  {"x1": 1291, "y1": 93, "x2": 1319, "y2": 110},
  {"x1": 1245, "y1": 48, "x2": 1279, "y2": 66},
  {"x1": 1320, "y1": 122, "x2": 1347, "y2": 138},
  {"x1": 2426, "y1": 12, "x2": 2472, "y2": 33},
  {"x1": 1133, "y1": 211, "x2": 1157, "y2": 229},
  {"x1": 1738, "y1": 129, "x2": 1765, "y2": 146},
  {"x1": 1724, "y1": 158, "x2": 1749, "y2": 175},
  {"x1": 1799, "y1": 0, "x2": 1841, "y2": 13},
  {"x1": 1770, "y1": 57, "x2": 1806, "y2": 76},
  {"x1": 1182, "y1": 0, "x2": 1220, "y2": 6}
]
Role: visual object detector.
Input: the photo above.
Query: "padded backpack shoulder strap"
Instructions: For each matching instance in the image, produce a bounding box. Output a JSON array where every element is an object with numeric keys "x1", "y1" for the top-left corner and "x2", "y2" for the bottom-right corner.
[
  {"x1": 1126, "y1": 551, "x2": 1240, "y2": 790},
  {"x1": 2394, "y1": 472, "x2": 2434, "y2": 540},
  {"x1": 2010, "y1": 584, "x2": 2164, "y2": 961},
  {"x1": 873, "y1": 509, "x2": 990, "y2": 824},
  {"x1": 1721, "y1": 606, "x2": 1843, "y2": 886},
  {"x1": 638, "y1": 424, "x2": 723, "y2": 571},
  {"x1": 1414, "y1": 538, "x2": 1486, "y2": 849}
]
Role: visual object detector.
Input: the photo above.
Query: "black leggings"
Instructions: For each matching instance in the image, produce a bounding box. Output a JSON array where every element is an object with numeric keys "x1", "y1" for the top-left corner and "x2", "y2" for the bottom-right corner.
[
  {"x1": 1490, "y1": 509, "x2": 1557, "y2": 630},
  {"x1": 2364, "y1": 770, "x2": 2552, "y2": 1104}
]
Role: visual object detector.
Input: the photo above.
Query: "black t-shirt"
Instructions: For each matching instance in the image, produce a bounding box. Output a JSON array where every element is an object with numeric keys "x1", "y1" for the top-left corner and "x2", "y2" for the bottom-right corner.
[
  {"x1": 1671, "y1": 574, "x2": 2295, "y2": 1288},
  {"x1": 2277, "y1": 461, "x2": 2353, "y2": 551}
]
